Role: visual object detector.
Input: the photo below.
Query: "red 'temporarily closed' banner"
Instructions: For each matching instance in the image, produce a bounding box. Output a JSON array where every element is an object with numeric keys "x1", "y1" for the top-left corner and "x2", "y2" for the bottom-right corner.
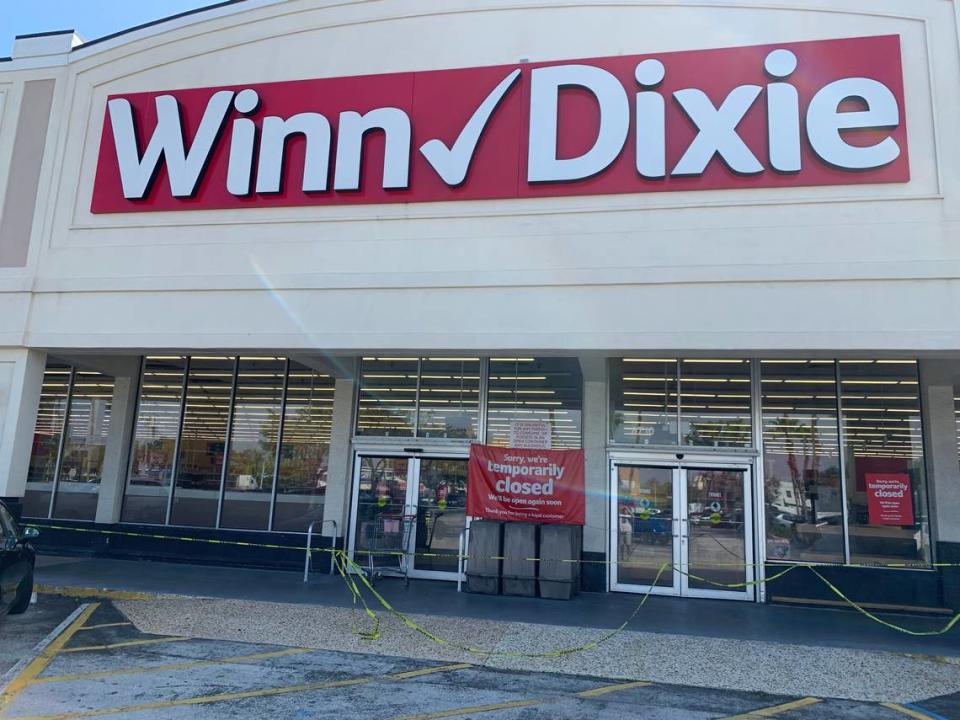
[
  {"x1": 865, "y1": 473, "x2": 914, "y2": 526},
  {"x1": 467, "y1": 444, "x2": 585, "y2": 525}
]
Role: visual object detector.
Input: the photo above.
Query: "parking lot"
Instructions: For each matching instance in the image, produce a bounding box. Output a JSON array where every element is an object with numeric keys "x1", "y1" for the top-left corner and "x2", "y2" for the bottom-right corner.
[{"x1": 0, "y1": 598, "x2": 956, "y2": 720}]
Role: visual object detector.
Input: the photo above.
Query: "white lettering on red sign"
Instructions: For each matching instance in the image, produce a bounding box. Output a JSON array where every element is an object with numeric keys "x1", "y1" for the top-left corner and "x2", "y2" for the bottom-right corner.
[{"x1": 92, "y1": 35, "x2": 908, "y2": 213}]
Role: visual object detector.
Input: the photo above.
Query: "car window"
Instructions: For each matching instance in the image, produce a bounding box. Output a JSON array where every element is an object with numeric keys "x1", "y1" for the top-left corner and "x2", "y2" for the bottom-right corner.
[{"x1": 0, "y1": 505, "x2": 18, "y2": 539}]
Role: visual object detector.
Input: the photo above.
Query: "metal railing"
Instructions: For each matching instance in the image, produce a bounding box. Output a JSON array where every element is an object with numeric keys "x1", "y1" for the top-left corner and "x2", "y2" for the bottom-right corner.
[
  {"x1": 303, "y1": 519, "x2": 339, "y2": 582},
  {"x1": 457, "y1": 525, "x2": 470, "y2": 593}
]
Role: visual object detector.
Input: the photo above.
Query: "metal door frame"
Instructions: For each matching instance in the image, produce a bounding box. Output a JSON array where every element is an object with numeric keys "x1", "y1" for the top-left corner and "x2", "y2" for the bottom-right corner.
[
  {"x1": 348, "y1": 449, "x2": 469, "y2": 582},
  {"x1": 609, "y1": 452, "x2": 755, "y2": 601}
]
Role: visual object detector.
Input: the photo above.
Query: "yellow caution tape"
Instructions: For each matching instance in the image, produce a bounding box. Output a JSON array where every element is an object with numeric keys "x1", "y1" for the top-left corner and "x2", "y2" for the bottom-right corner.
[{"x1": 23, "y1": 523, "x2": 960, "y2": 643}]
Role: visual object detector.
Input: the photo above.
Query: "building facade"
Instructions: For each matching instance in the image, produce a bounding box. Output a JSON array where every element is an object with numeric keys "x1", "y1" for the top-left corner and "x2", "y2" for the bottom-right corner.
[{"x1": 1, "y1": 0, "x2": 959, "y2": 610}]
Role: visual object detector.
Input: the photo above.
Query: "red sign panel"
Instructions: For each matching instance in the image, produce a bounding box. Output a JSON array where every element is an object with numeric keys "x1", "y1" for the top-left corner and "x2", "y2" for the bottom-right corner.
[
  {"x1": 91, "y1": 34, "x2": 908, "y2": 213},
  {"x1": 467, "y1": 444, "x2": 585, "y2": 525},
  {"x1": 865, "y1": 473, "x2": 914, "y2": 526}
]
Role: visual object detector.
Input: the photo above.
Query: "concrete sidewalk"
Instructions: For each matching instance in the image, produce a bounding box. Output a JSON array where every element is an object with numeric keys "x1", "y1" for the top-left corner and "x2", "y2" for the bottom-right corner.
[
  {"x1": 35, "y1": 554, "x2": 960, "y2": 656},
  {"x1": 31, "y1": 554, "x2": 960, "y2": 703}
]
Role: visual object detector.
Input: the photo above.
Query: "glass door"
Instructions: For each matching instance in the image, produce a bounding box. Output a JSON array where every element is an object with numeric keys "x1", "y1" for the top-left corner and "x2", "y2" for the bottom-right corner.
[
  {"x1": 351, "y1": 456, "x2": 411, "y2": 575},
  {"x1": 349, "y1": 453, "x2": 468, "y2": 581},
  {"x1": 410, "y1": 458, "x2": 469, "y2": 578},
  {"x1": 610, "y1": 459, "x2": 754, "y2": 601},
  {"x1": 610, "y1": 464, "x2": 681, "y2": 595},
  {"x1": 680, "y1": 467, "x2": 754, "y2": 601}
]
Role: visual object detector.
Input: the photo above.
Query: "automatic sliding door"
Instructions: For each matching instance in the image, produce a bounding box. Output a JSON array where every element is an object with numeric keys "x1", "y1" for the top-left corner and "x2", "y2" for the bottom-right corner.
[
  {"x1": 612, "y1": 464, "x2": 679, "y2": 593},
  {"x1": 681, "y1": 467, "x2": 754, "y2": 600},
  {"x1": 352, "y1": 456, "x2": 410, "y2": 567},
  {"x1": 411, "y1": 458, "x2": 468, "y2": 577}
]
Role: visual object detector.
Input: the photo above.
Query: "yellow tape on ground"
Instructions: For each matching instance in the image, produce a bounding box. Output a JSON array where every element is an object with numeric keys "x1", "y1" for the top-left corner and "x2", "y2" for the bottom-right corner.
[
  {"x1": 334, "y1": 549, "x2": 669, "y2": 659},
  {"x1": 23, "y1": 523, "x2": 960, "y2": 645}
]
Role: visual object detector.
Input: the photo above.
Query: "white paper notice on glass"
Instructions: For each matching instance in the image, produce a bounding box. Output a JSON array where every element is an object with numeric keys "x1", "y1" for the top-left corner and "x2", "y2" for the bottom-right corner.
[{"x1": 509, "y1": 420, "x2": 552, "y2": 449}]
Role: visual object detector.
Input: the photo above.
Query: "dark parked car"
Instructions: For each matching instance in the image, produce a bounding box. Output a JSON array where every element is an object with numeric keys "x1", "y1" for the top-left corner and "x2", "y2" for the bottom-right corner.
[{"x1": 0, "y1": 500, "x2": 38, "y2": 616}]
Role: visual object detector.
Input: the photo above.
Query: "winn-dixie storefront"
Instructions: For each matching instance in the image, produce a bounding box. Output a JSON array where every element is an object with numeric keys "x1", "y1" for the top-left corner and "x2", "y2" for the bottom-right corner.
[
  {"x1": 3, "y1": 0, "x2": 958, "y2": 613},
  {"x1": 22, "y1": 354, "x2": 940, "y2": 609}
]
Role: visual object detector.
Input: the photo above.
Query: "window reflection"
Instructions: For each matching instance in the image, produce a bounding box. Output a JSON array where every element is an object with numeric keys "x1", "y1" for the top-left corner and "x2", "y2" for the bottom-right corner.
[
  {"x1": 761, "y1": 360, "x2": 844, "y2": 563},
  {"x1": 273, "y1": 362, "x2": 334, "y2": 532},
  {"x1": 356, "y1": 357, "x2": 418, "y2": 436},
  {"x1": 840, "y1": 361, "x2": 928, "y2": 565},
  {"x1": 680, "y1": 359, "x2": 752, "y2": 448},
  {"x1": 417, "y1": 358, "x2": 479, "y2": 439},
  {"x1": 53, "y1": 371, "x2": 113, "y2": 521},
  {"x1": 486, "y1": 357, "x2": 582, "y2": 448},
  {"x1": 122, "y1": 357, "x2": 187, "y2": 524},
  {"x1": 169, "y1": 357, "x2": 235, "y2": 528},
  {"x1": 220, "y1": 358, "x2": 284, "y2": 530},
  {"x1": 23, "y1": 364, "x2": 72, "y2": 518},
  {"x1": 609, "y1": 359, "x2": 678, "y2": 445}
]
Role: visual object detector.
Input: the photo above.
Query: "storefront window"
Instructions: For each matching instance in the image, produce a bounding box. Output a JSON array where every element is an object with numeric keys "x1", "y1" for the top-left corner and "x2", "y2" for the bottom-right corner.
[
  {"x1": 52, "y1": 372, "x2": 114, "y2": 521},
  {"x1": 169, "y1": 356, "x2": 235, "y2": 528},
  {"x1": 609, "y1": 358, "x2": 751, "y2": 448},
  {"x1": 122, "y1": 357, "x2": 187, "y2": 524},
  {"x1": 356, "y1": 357, "x2": 418, "y2": 436},
  {"x1": 274, "y1": 363, "x2": 334, "y2": 532},
  {"x1": 680, "y1": 359, "x2": 752, "y2": 448},
  {"x1": 840, "y1": 361, "x2": 929, "y2": 566},
  {"x1": 121, "y1": 355, "x2": 338, "y2": 532},
  {"x1": 416, "y1": 358, "x2": 480, "y2": 439},
  {"x1": 355, "y1": 357, "x2": 480, "y2": 440},
  {"x1": 761, "y1": 360, "x2": 843, "y2": 563},
  {"x1": 486, "y1": 357, "x2": 582, "y2": 448},
  {"x1": 22, "y1": 364, "x2": 73, "y2": 518},
  {"x1": 220, "y1": 358, "x2": 285, "y2": 531},
  {"x1": 609, "y1": 359, "x2": 678, "y2": 445}
]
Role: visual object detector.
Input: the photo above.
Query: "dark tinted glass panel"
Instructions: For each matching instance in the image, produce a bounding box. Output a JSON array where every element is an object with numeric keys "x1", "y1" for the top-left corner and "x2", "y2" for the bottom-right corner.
[
  {"x1": 609, "y1": 359, "x2": 678, "y2": 445},
  {"x1": 23, "y1": 364, "x2": 72, "y2": 518},
  {"x1": 122, "y1": 357, "x2": 186, "y2": 524},
  {"x1": 274, "y1": 363, "x2": 335, "y2": 533},
  {"x1": 53, "y1": 371, "x2": 113, "y2": 521},
  {"x1": 220, "y1": 358, "x2": 284, "y2": 530},
  {"x1": 840, "y1": 360, "x2": 929, "y2": 565},
  {"x1": 761, "y1": 360, "x2": 843, "y2": 563},
  {"x1": 170, "y1": 357, "x2": 235, "y2": 527},
  {"x1": 356, "y1": 357, "x2": 418, "y2": 436},
  {"x1": 486, "y1": 358, "x2": 582, "y2": 448},
  {"x1": 416, "y1": 358, "x2": 480, "y2": 439},
  {"x1": 680, "y1": 359, "x2": 752, "y2": 448}
]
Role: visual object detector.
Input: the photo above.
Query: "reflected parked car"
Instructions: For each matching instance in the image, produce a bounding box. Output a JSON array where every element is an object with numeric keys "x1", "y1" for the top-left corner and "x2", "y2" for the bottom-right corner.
[{"x1": 0, "y1": 500, "x2": 38, "y2": 616}]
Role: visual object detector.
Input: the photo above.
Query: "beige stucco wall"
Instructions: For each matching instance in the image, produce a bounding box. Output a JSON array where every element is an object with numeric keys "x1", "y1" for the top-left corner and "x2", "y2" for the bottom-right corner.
[{"x1": 0, "y1": 0, "x2": 958, "y2": 353}]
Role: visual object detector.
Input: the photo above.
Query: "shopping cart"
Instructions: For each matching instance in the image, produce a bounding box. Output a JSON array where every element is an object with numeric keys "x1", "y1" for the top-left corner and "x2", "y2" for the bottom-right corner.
[{"x1": 362, "y1": 506, "x2": 417, "y2": 586}]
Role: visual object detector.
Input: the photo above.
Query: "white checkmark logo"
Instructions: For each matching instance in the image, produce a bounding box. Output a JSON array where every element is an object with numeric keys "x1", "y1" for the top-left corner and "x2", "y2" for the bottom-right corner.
[{"x1": 420, "y1": 68, "x2": 522, "y2": 186}]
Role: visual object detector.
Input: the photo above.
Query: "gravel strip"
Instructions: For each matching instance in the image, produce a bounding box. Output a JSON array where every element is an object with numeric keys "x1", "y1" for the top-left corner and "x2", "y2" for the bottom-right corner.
[{"x1": 118, "y1": 597, "x2": 960, "y2": 702}]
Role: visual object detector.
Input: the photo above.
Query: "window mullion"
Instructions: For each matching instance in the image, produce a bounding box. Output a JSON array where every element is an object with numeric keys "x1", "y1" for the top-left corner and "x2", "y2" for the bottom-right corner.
[
  {"x1": 48, "y1": 366, "x2": 76, "y2": 519},
  {"x1": 835, "y1": 361, "x2": 852, "y2": 566}
]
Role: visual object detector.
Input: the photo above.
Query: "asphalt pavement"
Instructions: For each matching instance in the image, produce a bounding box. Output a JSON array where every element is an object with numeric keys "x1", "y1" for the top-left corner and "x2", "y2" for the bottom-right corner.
[{"x1": 0, "y1": 598, "x2": 957, "y2": 719}]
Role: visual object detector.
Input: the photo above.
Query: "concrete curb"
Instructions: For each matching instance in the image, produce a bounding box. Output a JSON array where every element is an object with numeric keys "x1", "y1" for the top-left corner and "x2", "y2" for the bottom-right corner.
[
  {"x1": 0, "y1": 603, "x2": 90, "y2": 696},
  {"x1": 36, "y1": 584, "x2": 194, "y2": 602}
]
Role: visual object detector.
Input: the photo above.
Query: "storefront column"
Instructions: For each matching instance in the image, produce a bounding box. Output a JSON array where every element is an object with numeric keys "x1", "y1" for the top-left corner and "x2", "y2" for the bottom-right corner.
[
  {"x1": 322, "y1": 371, "x2": 357, "y2": 548},
  {"x1": 95, "y1": 358, "x2": 141, "y2": 524},
  {"x1": 0, "y1": 349, "x2": 46, "y2": 519},
  {"x1": 579, "y1": 354, "x2": 608, "y2": 592},
  {"x1": 919, "y1": 360, "x2": 960, "y2": 609}
]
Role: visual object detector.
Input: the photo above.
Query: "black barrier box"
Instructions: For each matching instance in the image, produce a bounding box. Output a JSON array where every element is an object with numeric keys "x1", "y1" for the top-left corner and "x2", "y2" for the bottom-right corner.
[
  {"x1": 502, "y1": 522, "x2": 538, "y2": 597},
  {"x1": 539, "y1": 524, "x2": 582, "y2": 600},
  {"x1": 466, "y1": 520, "x2": 502, "y2": 595}
]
